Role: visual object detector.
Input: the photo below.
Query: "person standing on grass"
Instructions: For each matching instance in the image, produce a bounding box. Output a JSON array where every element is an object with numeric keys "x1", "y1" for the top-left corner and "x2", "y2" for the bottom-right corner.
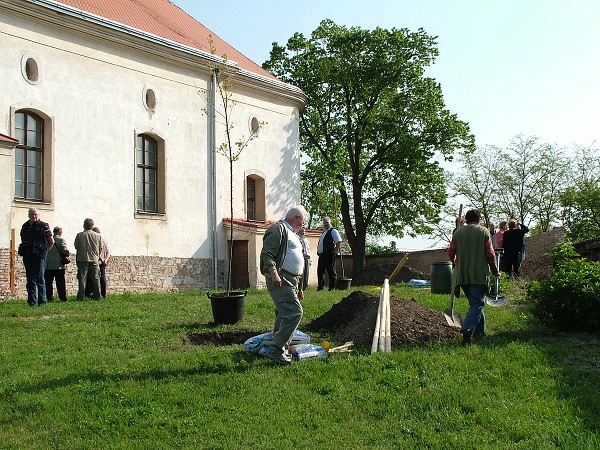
[
  {"x1": 501, "y1": 219, "x2": 529, "y2": 278},
  {"x1": 20, "y1": 208, "x2": 54, "y2": 306},
  {"x1": 316, "y1": 217, "x2": 342, "y2": 291},
  {"x1": 85, "y1": 226, "x2": 110, "y2": 298},
  {"x1": 448, "y1": 209, "x2": 500, "y2": 345},
  {"x1": 45, "y1": 226, "x2": 70, "y2": 302},
  {"x1": 259, "y1": 206, "x2": 308, "y2": 365},
  {"x1": 74, "y1": 218, "x2": 102, "y2": 301}
]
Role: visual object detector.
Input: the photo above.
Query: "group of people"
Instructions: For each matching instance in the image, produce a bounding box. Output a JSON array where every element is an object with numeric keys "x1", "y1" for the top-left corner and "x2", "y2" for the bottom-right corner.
[
  {"x1": 19, "y1": 208, "x2": 110, "y2": 306},
  {"x1": 491, "y1": 219, "x2": 529, "y2": 278}
]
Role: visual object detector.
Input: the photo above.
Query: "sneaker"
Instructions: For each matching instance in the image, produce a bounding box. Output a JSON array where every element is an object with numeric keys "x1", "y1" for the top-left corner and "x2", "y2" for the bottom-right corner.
[{"x1": 261, "y1": 346, "x2": 291, "y2": 365}]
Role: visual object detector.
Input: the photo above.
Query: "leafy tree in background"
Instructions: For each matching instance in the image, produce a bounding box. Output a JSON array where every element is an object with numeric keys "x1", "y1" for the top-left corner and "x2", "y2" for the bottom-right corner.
[
  {"x1": 561, "y1": 182, "x2": 600, "y2": 242},
  {"x1": 561, "y1": 143, "x2": 600, "y2": 242},
  {"x1": 264, "y1": 20, "x2": 474, "y2": 275},
  {"x1": 447, "y1": 135, "x2": 570, "y2": 237},
  {"x1": 448, "y1": 145, "x2": 500, "y2": 226}
]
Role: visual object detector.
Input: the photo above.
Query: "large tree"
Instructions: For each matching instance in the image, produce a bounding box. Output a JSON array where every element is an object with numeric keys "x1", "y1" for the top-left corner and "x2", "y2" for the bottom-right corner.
[{"x1": 264, "y1": 20, "x2": 473, "y2": 275}]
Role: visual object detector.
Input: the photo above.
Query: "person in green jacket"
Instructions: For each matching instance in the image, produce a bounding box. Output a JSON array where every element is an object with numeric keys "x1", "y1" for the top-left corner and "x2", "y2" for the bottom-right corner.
[
  {"x1": 448, "y1": 209, "x2": 500, "y2": 345},
  {"x1": 259, "y1": 206, "x2": 308, "y2": 365}
]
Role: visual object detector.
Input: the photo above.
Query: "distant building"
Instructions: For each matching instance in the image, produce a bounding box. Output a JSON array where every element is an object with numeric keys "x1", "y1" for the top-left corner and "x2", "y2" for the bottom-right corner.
[{"x1": 0, "y1": 0, "x2": 306, "y2": 297}]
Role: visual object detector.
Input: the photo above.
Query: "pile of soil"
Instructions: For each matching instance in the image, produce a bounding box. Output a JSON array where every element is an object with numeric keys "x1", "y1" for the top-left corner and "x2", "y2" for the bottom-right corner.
[{"x1": 304, "y1": 290, "x2": 457, "y2": 348}]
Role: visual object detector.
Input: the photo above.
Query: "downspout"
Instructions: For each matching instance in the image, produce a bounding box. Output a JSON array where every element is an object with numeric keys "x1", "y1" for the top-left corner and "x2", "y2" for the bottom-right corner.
[{"x1": 210, "y1": 69, "x2": 218, "y2": 289}]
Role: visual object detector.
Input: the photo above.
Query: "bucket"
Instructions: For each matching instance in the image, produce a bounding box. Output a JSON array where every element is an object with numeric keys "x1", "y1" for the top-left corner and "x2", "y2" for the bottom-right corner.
[
  {"x1": 335, "y1": 277, "x2": 352, "y2": 290},
  {"x1": 207, "y1": 291, "x2": 246, "y2": 324},
  {"x1": 430, "y1": 261, "x2": 453, "y2": 294}
]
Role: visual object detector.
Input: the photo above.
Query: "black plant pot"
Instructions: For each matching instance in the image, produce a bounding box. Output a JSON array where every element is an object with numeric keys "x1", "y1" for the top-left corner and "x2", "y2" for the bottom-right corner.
[
  {"x1": 206, "y1": 291, "x2": 247, "y2": 324},
  {"x1": 336, "y1": 277, "x2": 352, "y2": 290}
]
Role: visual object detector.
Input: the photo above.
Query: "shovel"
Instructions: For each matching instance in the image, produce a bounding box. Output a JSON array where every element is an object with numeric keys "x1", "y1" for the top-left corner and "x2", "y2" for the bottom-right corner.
[
  {"x1": 444, "y1": 286, "x2": 463, "y2": 328},
  {"x1": 486, "y1": 252, "x2": 506, "y2": 306},
  {"x1": 444, "y1": 204, "x2": 463, "y2": 328}
]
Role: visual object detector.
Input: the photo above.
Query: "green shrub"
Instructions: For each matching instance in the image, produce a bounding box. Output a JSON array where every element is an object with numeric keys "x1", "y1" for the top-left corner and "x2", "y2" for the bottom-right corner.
[{"x1": 527, "y1": 242, "x2": 600, "y2": 332}]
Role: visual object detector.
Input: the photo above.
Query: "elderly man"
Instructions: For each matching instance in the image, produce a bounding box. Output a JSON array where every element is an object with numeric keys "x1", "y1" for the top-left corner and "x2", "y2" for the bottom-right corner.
[
  {"x1": 259, "y1": 206, "x2": 308, "y2": 365},
  {"x1": 74, "y1": 218, "x2": 102, "y2": 300},
  {"x1": 316, "y1": 217, "x2": 342, "y2": 291},
  {"x1": 20, "y1": 208, "x2": 54, "y2": 306},
  {"x1": 448, "y1": 209, "x2": 500, "y2": 345}
]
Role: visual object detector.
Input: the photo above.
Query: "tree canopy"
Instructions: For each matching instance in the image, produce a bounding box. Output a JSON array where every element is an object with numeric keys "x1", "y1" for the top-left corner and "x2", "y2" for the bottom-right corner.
[{"x1": 264, "y1": 20, "x2": 473, "y2": 274}]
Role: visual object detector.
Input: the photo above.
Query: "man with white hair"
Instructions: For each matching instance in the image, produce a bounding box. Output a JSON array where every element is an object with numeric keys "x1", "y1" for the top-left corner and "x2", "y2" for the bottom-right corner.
[{"x1": 259, "y1": 206, "x2": 308, "y2": 365}]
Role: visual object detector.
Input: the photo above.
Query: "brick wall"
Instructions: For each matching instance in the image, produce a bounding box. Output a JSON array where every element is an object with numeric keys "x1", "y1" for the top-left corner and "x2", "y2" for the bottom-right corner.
[{"x1": 1, "y1": 253, "x2": 221, "y2": 300}]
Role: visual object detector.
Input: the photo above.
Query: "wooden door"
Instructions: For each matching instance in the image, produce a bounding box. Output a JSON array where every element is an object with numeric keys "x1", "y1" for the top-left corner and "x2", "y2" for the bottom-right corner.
[{"x1": 231, "y1": 240, "x2": 250, "y2": 289}]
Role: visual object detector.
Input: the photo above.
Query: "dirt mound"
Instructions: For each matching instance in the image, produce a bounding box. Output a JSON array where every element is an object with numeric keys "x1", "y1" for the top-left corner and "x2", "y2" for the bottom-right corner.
[
  {"x1": 352, "y1": 264, "x2": 429, "y2": 286},
  {"x1": 304, "y1": 291, "x2": 457, "y2": 347},
  {"x1": 186, "y1": 291, "x2": 456, "y2": 348}
]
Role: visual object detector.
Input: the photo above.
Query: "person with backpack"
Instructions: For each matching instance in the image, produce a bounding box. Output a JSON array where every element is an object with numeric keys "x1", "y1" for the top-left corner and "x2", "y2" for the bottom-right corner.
[{"x1": 20, "y1": 208, "x2": 54, "y2": 306}]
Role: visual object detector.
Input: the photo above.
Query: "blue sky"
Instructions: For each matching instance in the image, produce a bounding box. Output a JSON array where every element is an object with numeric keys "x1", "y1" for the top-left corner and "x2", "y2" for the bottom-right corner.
[{"x1": 173, "y1": 0, "x2": 600, "y2": 248}]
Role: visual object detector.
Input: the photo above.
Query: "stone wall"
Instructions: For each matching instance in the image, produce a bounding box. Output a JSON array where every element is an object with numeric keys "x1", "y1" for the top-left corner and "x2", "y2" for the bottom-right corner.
[{"x1": 1, "y1": 253, "x2": 220, "y2": 300}]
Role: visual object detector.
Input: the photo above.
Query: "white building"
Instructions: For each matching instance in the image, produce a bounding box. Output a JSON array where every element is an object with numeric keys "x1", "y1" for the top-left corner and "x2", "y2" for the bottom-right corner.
[{"x1": 0, "y1": 0, "x2": 307, "y2": 297}]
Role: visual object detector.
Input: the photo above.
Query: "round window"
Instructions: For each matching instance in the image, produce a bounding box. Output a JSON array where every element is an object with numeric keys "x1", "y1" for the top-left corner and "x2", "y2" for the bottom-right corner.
[
  {"x1": 250, "y1": 116, "x2": 260, "y2": 135},
  {"x1": 143, "y1": 87, "x2": 157, "y2": 111},
  {"x1": 21, "y1": 54, "x2": 41, "y2": 84}
]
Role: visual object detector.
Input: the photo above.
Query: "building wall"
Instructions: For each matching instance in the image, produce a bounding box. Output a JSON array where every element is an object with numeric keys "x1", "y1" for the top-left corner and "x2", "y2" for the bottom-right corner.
[{"x1": 0, "y1": 5, "x2": 302, "y2": 298}]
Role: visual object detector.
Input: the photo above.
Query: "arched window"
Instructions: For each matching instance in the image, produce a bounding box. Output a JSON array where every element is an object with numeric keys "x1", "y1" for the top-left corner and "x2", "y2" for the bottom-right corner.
[
  {"x1": 246, "y1": 173, "x2": 265, "y2": 220},
  {"x1": 136, "y1": 134, "x2": 158, "y2": 212},
  {"x1": 14, "y1": 111, "x2": 43, "y2": 200}
]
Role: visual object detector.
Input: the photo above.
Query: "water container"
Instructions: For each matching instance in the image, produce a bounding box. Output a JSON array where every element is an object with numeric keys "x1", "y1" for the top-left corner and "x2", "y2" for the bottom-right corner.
[{"x1": 430, "y1": 261, "x2": 453, "y2": 294}]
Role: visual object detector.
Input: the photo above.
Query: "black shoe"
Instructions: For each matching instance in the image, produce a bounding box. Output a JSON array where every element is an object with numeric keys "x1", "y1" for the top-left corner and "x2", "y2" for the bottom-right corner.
[
  {"x1": 316, "y1": 287, "x2": 324, "y2": 291},
  {"x1": 461, "y1": 330, "x2": 472, "y2": 346}
]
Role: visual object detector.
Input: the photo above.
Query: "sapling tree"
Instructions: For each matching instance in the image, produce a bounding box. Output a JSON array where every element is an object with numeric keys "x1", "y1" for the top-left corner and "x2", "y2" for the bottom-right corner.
[{"x1": 200, "y1": 36, "x2": 265, "y2": 294}]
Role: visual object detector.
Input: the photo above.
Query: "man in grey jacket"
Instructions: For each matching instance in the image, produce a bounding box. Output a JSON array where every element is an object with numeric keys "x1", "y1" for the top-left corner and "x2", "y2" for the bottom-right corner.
[
  {"x1": 259, "y1": 206, "x2": 308, "y2": 365},
  {"x1": 74, "y1": 218, "x2": 102, "y2": 301}
]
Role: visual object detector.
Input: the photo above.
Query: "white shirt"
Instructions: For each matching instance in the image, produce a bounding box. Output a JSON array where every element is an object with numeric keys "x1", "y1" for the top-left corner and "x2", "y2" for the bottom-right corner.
[
  {"x1": 281, "y1": 222, "x2": 304, "y2": 276},
  {"x1": 317, "y1": 226, "x2": 342, "y2": 254}
]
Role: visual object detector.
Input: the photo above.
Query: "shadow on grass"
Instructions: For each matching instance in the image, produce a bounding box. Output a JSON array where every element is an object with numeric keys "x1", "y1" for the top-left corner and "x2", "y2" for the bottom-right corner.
[{"x1": 485, "y1": 328, "x2": 600, "y2": 433}]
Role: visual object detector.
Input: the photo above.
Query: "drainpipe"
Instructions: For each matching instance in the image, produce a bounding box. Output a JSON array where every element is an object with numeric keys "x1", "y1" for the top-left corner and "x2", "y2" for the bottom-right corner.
[{"x1": 210, "y1": 69, "x2": 218, "y2": 289}]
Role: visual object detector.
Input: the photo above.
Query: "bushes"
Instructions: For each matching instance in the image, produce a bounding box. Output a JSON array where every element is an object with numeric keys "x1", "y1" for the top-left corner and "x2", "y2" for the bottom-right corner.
[{"x1": 527, "y1": 242, "x2": 600, "y2": 332}]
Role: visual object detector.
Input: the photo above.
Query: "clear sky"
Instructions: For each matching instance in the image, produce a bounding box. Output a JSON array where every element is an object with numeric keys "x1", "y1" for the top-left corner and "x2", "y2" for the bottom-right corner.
[{"x1": 172, "y1": 0, "x2": 600, "y2": 248}]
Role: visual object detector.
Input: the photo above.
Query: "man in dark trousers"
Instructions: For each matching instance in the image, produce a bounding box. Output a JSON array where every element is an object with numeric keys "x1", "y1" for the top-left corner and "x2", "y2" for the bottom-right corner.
[
  {"x1": 316, "y1": 217, "x2": 342, "y2": 291},
  {"x1": 20, "y1": 208, "x2": 54, "y2": 306},
  {"x1": 501, "y1": 219, "x2": 529, "y2": 278},
  {"x1": 448, "y1": 209, "x2": 500, "y2": 345}
]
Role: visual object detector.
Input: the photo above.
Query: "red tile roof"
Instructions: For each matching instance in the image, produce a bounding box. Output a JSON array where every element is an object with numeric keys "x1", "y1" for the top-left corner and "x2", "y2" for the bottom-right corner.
[
  {"x1": 0, "y1": 133, "x2": 19, "y2": 144},
  {"x1": 53, "y1": 0, "x2": 277, "y2": 79}
]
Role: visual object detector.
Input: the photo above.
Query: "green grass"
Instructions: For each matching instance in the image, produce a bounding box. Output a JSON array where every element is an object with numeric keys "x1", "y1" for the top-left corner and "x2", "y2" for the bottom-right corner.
[{"x1": 1, "y1": 285, "x2": 599, "y2": 449}]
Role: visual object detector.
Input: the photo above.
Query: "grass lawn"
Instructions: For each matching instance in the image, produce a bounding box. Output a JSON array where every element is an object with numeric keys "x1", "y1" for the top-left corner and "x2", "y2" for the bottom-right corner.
[{"x1": 1, "y1": 284, "x2": 599, "y2": 449}]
